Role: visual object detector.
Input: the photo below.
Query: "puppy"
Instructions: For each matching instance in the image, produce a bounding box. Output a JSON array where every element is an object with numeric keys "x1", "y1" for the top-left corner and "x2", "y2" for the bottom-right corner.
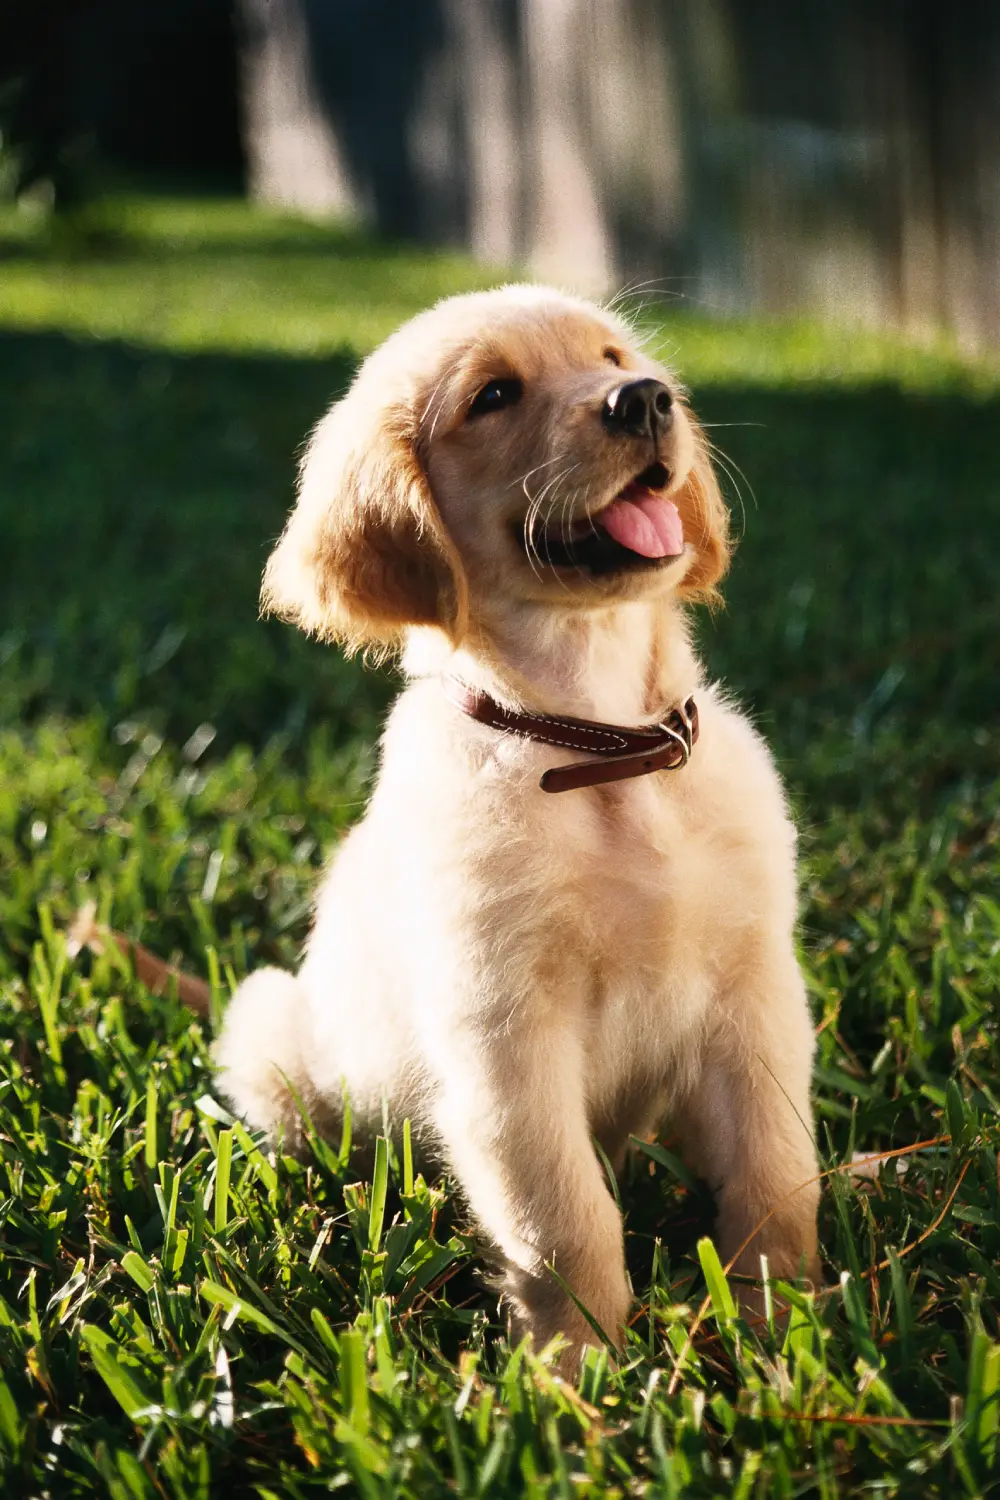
[{"x1": 217, "y1": 285, "x2": 820, "y2": 1366}]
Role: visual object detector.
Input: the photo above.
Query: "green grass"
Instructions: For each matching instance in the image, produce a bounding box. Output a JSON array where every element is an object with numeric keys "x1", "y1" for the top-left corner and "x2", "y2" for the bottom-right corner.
[{"x1": 1, "y1": 196, "x2": 1000, "y2": 1495}]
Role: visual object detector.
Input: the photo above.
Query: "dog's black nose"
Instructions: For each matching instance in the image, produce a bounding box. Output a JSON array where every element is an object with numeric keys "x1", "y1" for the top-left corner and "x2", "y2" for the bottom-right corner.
[{"x1": 602, "y1": 378, "x2": 673, "y2": 440}]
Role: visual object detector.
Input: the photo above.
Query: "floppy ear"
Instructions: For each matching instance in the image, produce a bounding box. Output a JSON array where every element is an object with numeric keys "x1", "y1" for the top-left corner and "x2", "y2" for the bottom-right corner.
[
  {"x1": 261, "y1": 396, "x2": 468, "y2": 654},
  {"x1": 676, "y1": 414, "x2": 731, "y2": 603}
]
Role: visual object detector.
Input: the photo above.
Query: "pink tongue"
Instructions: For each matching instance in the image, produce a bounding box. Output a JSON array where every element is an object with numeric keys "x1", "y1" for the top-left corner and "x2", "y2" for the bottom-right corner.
[{"x1": 598, "y1": 492, "x2": 684, "y2": 558}]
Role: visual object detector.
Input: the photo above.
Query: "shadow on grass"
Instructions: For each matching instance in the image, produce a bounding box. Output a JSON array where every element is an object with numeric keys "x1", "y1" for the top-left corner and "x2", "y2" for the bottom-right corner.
[
  {"x1": 3, "y1": 328, "x2": 998, "y2": 787},
  {"x1": 1, "y1": 329, "x2": 392, "y2": 751}
]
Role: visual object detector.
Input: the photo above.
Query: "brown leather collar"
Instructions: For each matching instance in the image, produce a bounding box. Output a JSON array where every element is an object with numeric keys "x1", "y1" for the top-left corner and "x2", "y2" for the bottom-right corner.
[{"x1": 443, "y1": 676, "x2": 699, "y2": 793}]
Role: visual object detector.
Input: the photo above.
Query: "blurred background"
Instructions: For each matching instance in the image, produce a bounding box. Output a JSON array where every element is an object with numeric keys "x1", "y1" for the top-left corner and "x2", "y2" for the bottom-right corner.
[
  {"x1": 1, "y1": 0, "x2": 998, "y2": 968},
  {"x1": 4, "y1": 0, "x2": 1000, "y2": 346}
]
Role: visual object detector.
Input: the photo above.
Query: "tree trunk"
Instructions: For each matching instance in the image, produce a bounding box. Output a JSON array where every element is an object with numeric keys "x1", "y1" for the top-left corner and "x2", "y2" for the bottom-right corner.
[{"x1": 238, "y1": 0, "x2": 359, "y2": 217}]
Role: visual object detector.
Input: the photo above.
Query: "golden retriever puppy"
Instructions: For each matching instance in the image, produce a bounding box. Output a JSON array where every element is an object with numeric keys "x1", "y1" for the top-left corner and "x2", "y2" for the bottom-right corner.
[{"x1": 217, "y1": 285, "x2": 820, "y2": 1366}]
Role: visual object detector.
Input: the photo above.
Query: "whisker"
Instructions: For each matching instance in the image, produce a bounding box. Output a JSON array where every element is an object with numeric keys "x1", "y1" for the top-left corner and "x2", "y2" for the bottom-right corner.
[
  {"x1": 522, "y1": 486, "x2": 546, "y2": 586},
  {"x1": 558, "y1": 481, "x2": 576, "y2": 551},
  {"x1": 419, "y1": 373, "x2": 446, "y2": 423},
  {"x1": 539, "y1": 476, "x2": 577, "y2": 594},
  {"x1": 557, "y1": 483, "x2": 582, "y2": 593},
  {"x1": 419, "y1": 373, "x2": 449, "y2": 425},
  {"x1": 703, "y1": 437, "x2": 757, "y2": 511},
  {"x1": 522, "y1": 461, "x2": 576, "y2": 585},
  {"x1": 426, "y1": 386, "x2": 460, "y2": 442},
  {"x1": 638, "y1": 329, "x2": 682, "y2": 364},
  {"x1": 700, "y1": 437, "x2": 754, "y2": 542},
  {"x1": 420, "y1": 373, "x2": 459, "y2": 442},
  {"x1": 567, "y1": 486, "x2": 597, "y2": 587},
  {"x1": 603, "y1": 277, "x2": 692, "y2": 317},
  {"x1": 526, "y1": 464, "x2": 579, "y2": 587},
  {"x1": 510, "y1": 454, "x2": 567, "y2": 495}
]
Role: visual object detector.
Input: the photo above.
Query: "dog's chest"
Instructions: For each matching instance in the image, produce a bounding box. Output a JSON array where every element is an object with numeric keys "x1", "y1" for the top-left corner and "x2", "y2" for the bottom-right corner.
[
  {"x1": 553, "y1": 774, "x2": 721, "y2": 980},
  {"x1": 544, "y1": 780, "x2": 718, "y2": 1096}
]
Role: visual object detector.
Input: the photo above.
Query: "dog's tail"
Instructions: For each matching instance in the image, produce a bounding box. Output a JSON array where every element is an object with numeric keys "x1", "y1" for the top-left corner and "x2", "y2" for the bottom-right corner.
[
  {"x1": 67, "y1": 907, "x2": 329, "y2": 1145},
  {"x1": 67, "y1": 903, "x2": 212, "y2": 1015},
  {"x1": 215, "y1": 967, "x2": 326, "y2": 1143}
]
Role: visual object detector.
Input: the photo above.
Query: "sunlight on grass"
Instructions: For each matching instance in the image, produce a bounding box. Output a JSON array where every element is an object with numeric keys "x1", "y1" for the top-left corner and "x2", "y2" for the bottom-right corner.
[
  {"x1": 1, "y1": 195, "x2": 997, "y2": 390},
  {"x1": 0, "y1": 196, "x2": 498, "y2": 356}
]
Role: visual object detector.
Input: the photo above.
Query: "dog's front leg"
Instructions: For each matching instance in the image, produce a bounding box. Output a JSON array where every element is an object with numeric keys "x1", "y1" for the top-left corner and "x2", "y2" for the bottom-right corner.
[
  {"x1": 429, "y1": 1012, "x2": 631, "y2": 1372},
  {"x1": 675, "y1": 950, "x2": 821, "y2": 1302}
]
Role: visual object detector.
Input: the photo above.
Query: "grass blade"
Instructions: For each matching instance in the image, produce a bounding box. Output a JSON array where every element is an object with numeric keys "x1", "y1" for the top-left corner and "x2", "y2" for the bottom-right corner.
[
  {"x1": 368, "y1": 1136, "x2": 388, "y2": 1253},
  {"x1": 215, "y1": 1128, "x2": 233, "y2": 1233},
  {"x1": 697, "y1": 1237, "x2": 737, "y2": 1325}
]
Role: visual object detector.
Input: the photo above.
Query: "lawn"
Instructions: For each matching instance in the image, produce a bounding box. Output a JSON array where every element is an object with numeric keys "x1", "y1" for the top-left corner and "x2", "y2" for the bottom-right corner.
[{"x1": 1, "y1": 197, "x2": 999, "y2": 1496}]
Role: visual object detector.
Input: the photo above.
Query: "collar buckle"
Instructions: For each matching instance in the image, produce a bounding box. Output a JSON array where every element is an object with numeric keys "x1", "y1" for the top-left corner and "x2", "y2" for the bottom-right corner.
[{"x1": 658, "y1": 696, "x2": 696, "y2": 768}]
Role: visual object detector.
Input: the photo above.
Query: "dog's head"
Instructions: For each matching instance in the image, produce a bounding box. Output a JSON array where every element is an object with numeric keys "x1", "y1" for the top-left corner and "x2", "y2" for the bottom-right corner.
[{"x1": 263, "y1": 286, "x2": 729, "y2": 653}]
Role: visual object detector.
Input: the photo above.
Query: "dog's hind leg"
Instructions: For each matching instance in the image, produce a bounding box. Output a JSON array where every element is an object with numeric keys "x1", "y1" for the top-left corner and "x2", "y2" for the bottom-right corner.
[{"x1": 216, "y1": 969, "x2": 336, "y2": 1149}]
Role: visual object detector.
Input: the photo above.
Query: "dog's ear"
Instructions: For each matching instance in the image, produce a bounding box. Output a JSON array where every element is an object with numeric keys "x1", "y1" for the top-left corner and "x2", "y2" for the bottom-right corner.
[
  {"x1": 262, "y1": 396, "x2": 468, "y2": 654},
  {"x1": 676, "y1": 415, "x2": 730, "y2": 603}
]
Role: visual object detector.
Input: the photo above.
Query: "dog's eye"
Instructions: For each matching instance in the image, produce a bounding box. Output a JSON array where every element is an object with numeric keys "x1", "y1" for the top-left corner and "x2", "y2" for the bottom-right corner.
[
  {"x1": 467, "y1": 377, "x2": 523, "y2": 419},
  {"x1": 603, "y1": 348, "x2": 622, "y2": 367}
]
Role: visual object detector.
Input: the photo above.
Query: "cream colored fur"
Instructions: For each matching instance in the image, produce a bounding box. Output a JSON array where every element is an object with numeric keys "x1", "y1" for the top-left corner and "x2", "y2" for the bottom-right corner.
[{"x1": 216, "y1": 285, "x2": 820, "y2": 1368}]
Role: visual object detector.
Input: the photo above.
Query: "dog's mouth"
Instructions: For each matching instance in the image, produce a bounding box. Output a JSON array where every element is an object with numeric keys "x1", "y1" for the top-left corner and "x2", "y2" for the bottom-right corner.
[{"x1": 517, "y1": 461, "x2": 685, "y2": 576}]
